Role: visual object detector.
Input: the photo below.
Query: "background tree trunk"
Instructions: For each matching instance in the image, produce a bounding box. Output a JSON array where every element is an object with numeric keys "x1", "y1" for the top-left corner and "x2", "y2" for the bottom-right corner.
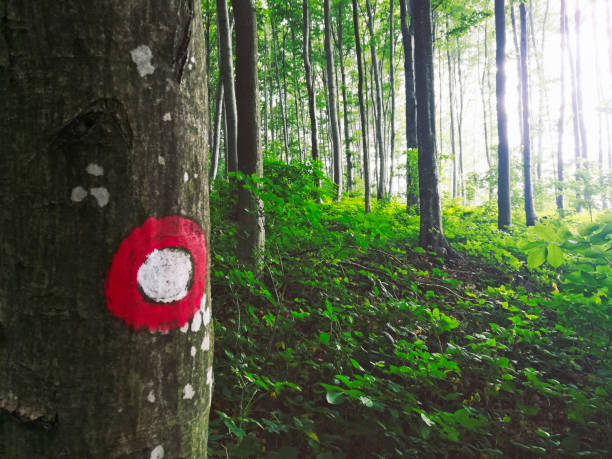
[
  {"x1": 210, "y1": 82, "x2": 224, "y2": 183},
  {"x1": 324, "y1": 0, "x2": 343, "y2": 200},
  {"x1": 217, "y1": 0, "x2": 238, "y2": 173},
  {"x1": 519, "y1": 3, "x2": 538, "y2": 226},
  {"x1": 302, "y1": 0, "x2": 319, "y2": 163},
  {"x1": 557, "y1": 0, "x2": 567, "y2": 211},
  {"x1": 1, "y1": 1, "x2": 212, "y2": 456},
  {"x1": 338, "y1": 3, "x2": 353, "y2": 193},
  {"x1": 388, "y1": 0, "x2": 396, "y2": 196},
  {"x1": 233, "y1": 0, "x2": 265, "y2": 265},
  {"x1": 352, "y1": 0, "x2": 371, "y2": 213},
  {"x1": 495, "y1": 0, "x2": 512, "y2": 228}
]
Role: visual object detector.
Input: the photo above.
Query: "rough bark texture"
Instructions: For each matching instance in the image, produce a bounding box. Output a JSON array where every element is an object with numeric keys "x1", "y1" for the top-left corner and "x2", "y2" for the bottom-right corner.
[
  {"x1": 519, "y1": 4, "x2": 538, "y2": 226},
  {"x1": 352, "y1": 0, "x2": 371, "y2": 213},
  {"x1": 233, "y1": 0, "x2": 265, "y2": 267},
  {"x1": 495, "y1": 0, "x2": 512, "y2": 229},
  {"x1": 324, "y1": 0, "x2": 343, "y2": 200},
  {"x1": 216, "y1": 0, "x2": 238, "y2": 173},
  {"x1": 413, "y1": 0, "x2": 450, "y2": 253},
  {"x1": 302, "y1": 0, "x2": 318, "y2": 163},
  {"x1": 399, "y1": 0, "x2": 418, "y2": 209},
  {"x1": 0, "y1": 0, "x2": 212, "y2": 457}
]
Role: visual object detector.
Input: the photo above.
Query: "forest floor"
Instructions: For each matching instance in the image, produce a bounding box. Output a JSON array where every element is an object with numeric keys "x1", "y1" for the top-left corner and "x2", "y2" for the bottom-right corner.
[{"x1": 207, "y1": 162, "x2": 611, "y2": 458}]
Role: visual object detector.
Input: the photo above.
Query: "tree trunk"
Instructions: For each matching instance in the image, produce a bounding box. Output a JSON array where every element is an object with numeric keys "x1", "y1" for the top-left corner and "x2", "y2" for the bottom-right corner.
[
  {"x1": 556, "y1": 0, "x2": 567, "y2": 211},
  {"x1": 413, "y1": 0, "x2": 452, "y2": 253},
  {"x1": 366, "y1": 0, "x2": 387, "y2": 199},
  {"x1": 519, "y1": 4, "x2": 538, "y2": 226},
  {"x1": 302, "y1": 0, "x2": 319, "y2": 163},
  {"x1": 324, "y1": 0, "x2": 343, "y2": 200},
  {"x1": 210, "y1": 82, "x2": 224, "y2": 182},
  {"x1": 445, "y1": 17, "x2": 458, "y2": 199},
  {"x1": 495, "y1": 0, "x2": 512, "y2": 228},
  {"x1": 388, "y1": 0, "x2": 396, "y2": 196},
  {"x1": 1, "y1": 1, "x2": 212, "y2": 457},
  {"x1": 217, "y1": 0, "x2": 238, "y2": 173},
  {"x1": 233, "y1": 0, "x2": 265, "y2": 265},
  {"x1": 338, "y1": 3, "x2": 353, "y2": 193},
  {"x1": 456, "y1": 39, "x2": 465, "y2": 203},
  {"x1": 271, "y1": 20, "x2": 290, "y2": 163},
  {"x1": 352, "y1": 0, "x2": 371, "y2": 213},
  {"x1": 399, "y1": 0, "x2": 418, "y2": 209},
  {"x1": 574, "y1": 6, "x2": 588, "y2": 167},
  {"x1": 510, "y1": 5, "x2": 523, "y2": 141}
]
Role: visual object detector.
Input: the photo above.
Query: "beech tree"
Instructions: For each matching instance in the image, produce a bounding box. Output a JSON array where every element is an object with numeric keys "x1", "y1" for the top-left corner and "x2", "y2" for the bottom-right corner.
[{"x1": 1, "y1": 0, "x2": 212, "y2": 456}]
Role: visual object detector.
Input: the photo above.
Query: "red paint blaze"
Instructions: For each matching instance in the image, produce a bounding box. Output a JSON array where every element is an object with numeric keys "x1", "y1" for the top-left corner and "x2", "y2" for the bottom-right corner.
[{"x1": 105, "y1": 216, "x2": 207, "y2": 332}]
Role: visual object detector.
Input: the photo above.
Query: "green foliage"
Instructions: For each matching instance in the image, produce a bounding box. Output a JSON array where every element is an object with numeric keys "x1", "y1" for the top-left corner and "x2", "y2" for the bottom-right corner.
[{"x1": 208, "y1": 162, "x2": 611, "y2": 457}]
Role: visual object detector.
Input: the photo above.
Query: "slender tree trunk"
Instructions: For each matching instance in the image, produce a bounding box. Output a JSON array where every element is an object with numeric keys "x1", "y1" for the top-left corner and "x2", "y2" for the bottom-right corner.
[
  {"x1": 607, "y1": 0, "x2": 612, "y2": 74},
  {"x1": 388, "y1": 0, "x2": 396, "y2": 196},
  {"x1": 337, "y1": 3, "x2": 353, "y2": 192},
  {"x1": 352, "y1": 0, "x2": 371, "y2": 213},
  {"x1": 1, "y1": 1, "x2": 212, "y2": 456},
  {"x1": 366, "y1": 0, "x2": 387, "y2": 199},
  {"x1": 271, "y1": 20, "x2": 290, "y2": 162},
  {"x1": 262, "y1": 28, "x2": 269, "y2": 147},
  {"x1": 217, "y1": 0, "x2": 238, "y2": 173},
  {"x1": 557, "y1": 0, "x2": 567, "y2": 211},
  {"x1": 510, "y1": 5, "x2": 523, "y2": 141},
  {"x1": 413, "y1": 0, "x2": 452, "y2": 253},
  {"x1": 456, "y1": 39, "x2": 465, "y2": 203},
  {"x1": 302, "y1": 0, "x2": 319, "y2": 163},
  {"x1": 496, "y1": 0, "x2": 512, "y2": 228},
  {"x1": 574, "y1": 6, "x2": 588, "y2": 166},
  {"x1": 445, "y1": 17, "x2": 458, "y2": 199},
  {"x1": 210, "y1": 82, "x2": 224, "y2": 182},
  {"x1": 400, "y1": 0, "x2": 418, "y2": 208},
  {"x1": 324, "y1": 0, "x2": 343, "y2": 200},
  {"x1": 233, "y1": 0, "x2": 265, "y2": 265},
  {"x1": 519, "y1": 4, "x2": 538, "y2": 226}
]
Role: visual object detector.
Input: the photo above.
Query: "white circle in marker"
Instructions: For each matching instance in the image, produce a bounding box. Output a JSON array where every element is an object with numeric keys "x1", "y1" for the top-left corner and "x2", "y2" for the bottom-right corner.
[{"x1": 136, "y1": 248, "x2": 193, "y2": 303}]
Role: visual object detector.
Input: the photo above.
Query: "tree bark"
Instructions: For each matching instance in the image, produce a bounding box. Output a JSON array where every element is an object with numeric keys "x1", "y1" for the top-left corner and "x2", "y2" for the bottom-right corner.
[
  {"x1": 456, "y1": 38, "x2": 465, "y2": 203},
  {"x1": 233, "y1": 0, "x2": 265, "y2": 265},
  {"x1": 352, "y1": 0, "x2": 371, "y2": 213},
  {"x1": 413, "y1": 0, "x2": 452, "y2": 253},
  {"x1": 324, "y1": 0, "x2": 343, "y2": 200},
  {"x1": 338, "y1": 3, "x2": 353, "y2": 193},
  {"x1": 302, "y1": 0, "x2": 319, "y2": 163},
  {"x1": 495, "y1": 0, "x2": 512, "y2": 228},
  {"x1": 399, "y1": 0, "x2": 418, "y2": 209},
  {"x1": 445, "y1": 17, "x2": 458, "y2": 200},
  {"x1": 519, "y1": 3, "x2": 538, "y2": 226},
  {"x1": 388, "y1": 0, "x2": 396, "y2": 196},
  {"x1": 366, "y1": 0, "x2": 387, "y2": 199},
  {"x1": 217, "y1": 0, "x2": 238, "y2": 173},
  {"x1": 1, "y1": 1, "x2": 212, "y2": 456},
  {"x1": 271, "y1": 20, "x2": 290, "y2": 162},
  {"x1": 210, "y1": 82, "x2": 224, "y2": 182},
  {"x1": 557, "y1": 0, "x2": 567, "y2": 211}
]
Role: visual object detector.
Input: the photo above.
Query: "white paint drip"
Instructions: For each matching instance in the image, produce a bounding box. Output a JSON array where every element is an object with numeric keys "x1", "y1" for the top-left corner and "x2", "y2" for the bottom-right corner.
[
  {"x1": 89, "y1": 187, "x2": 110, "y2": 207},
  {"x1": 85, "y1": 163, "x2": 104, "y2": 176},
  {"x1": 158, "y1": 155, "x2": 166, "y2": 166},
  {"x1": 136, "y1": 248, "x2": 193, "y2": 303},
  {"x1": 201, "y1": 334, "x2": 210, "y2": 351},
  {"x1": 180, "y1": 322, "x2": 189, "y2": 333},
  {"x1": 163, "y1": 112, "x2": 172, "y2": 122},
  {"x1": 183, "y1": 383, "x2": 195, "y2": 400},
  {"x1": 202, "y1": 307, "x2": 211, "y2": 327},
  {"x1": 71, "y1": 186, "x2": 88, "y2": 202},
  {"x1": 147, "y1": 390, "x2": 156, "y2": 403},
  {"x1": 190, "y1": 310, "x2": 202, "y2": 332},
  {"x1": 150, "y1": 445, "x2": 164, "y2": 459},
  {"x1": 130, "y1": 45, "x2": 155, "y2": 77},
  {"x1": 206, "y1": 366, "x2": 213, "y2": 387},
  {"x1": 190, "y1": 346, "x2": 196, "y2": 357},
  {"x1": 200, "y1": 294, "x2": 207, "y2": 311},
  {"x1": 183, "y1": 172, "x2": 189, "y2": 183}
]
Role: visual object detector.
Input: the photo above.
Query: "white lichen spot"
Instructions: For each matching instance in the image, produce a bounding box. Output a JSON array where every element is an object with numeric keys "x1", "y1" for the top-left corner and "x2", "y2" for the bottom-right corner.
[
  {"x1": 183, "y1": 383, "x2": 195, "y2": 400},
  {"x1": 71, "y1": 186, "x2": 88, "y2": 202},
  {"x1": 137, "y1": 248, "x2": 193, "y2": 303},
  {"x1": 158, "y1": 155, "x2": 166, "y2": 166},
  {"x1": 187, "y1": 63, "x2": 193, "y2": 71},
  {"x1": 147, "y1": 390, "x2": 156, "y2": 403},
  {"x1": 194, "y1": 173, "x2": 199, "y2": 179},
  {"x1": 190, "y1": 310, "x2": 202, "y2": 332},
  {"x1": 206, "y1": 366, "x2": 213, "y2": 387},
  {"x1": 85, "y1": 163, "x2": 104, "y2": 176},
  {"x1": 190, "y1": 346, "x2": 196, "y2": 357},
  {"x1": 190, "y1": 56, "x2": 196, "y2": 64},
  {"x1": 179, "y1": 322, "x2": 189, "y2": 333},
  {"x1": 130, "y1": 45, "x2": 155, "y2": 77},
  {"x1": 183, "y1": 172, "x2": 189, "y2": 183},
  {"x1": 150, "y1": 445, "x2": 164, "y2": 459},
  {"x1": 162, "y1": 112, "x2": 172, "y2": 122},
  {"x1": 202, "y1": 306, "x2": 211, "y2": 327},
  {"x1": 201, "y1": 334, "x2": 210, "y2": 351},
  {"x1": 89, "y1": 187, "x2": 110, "y2": 207}
]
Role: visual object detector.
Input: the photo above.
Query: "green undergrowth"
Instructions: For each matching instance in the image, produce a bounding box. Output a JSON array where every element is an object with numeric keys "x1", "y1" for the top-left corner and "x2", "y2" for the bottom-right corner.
[{"x1": 207, "y1": 160, "x2": 611, "y2": 458}]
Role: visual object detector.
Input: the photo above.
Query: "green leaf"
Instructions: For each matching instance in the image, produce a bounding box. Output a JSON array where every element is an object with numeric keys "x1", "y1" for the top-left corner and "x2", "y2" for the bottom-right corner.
[
  {"x1": 420, "y1": 412, "x2": 435, "y2": 427},
  {"x1": 527, "y1": 247, "x2": 546, "y2": 269},
  {"x1": 326, "y1": 390, "x2": 344, "y2": 404},
  {"x1": 319, "y1": 332, "x2": 330, "y2": 346},
  {"x1": 547, "y1": 243, "x2": 564, "y2": 268}
]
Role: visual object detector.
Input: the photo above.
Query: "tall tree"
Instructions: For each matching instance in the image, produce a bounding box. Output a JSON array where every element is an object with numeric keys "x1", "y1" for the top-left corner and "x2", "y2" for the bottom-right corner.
[
  {"x1": 210, "y1": 83, "x2": 224, "y2": 182},
  {"x1": 556, "y1": 0, "x2": 567, "y2": 211},
  {"x1": 1, "y1": 1, "x2": 212, "y2": 456},
  {"x1": 324, "y1": 0, "x2": 343, "y2": 200},
  {"x1": 366, "y1": 0, "x2": 387, "y2": 199},
  {"x1": 352, "y1": 0, "x2": 372, "y2": 213},
  {"x1": 413, "y1": 0, "x2": 452, "y2": 253},
  {"x1": 445, "y1": 17, "x2": 458, "y2": 199},
  {"x1": 217, "y1": 0, "x2": 238, "y2": 173},
  {"x1": 495, "y1": 0, "x2": 512, "y2": 228},
  {"x1": 574, "y1": 6, "x2": 588, "y2": 169},
  {"x1": 388, "y1": 0, "x2": 397, "y2": 195},
  {"x1": 519, "y1": 3, "x2": 538, "y2": 226},
  {"x1": 399, "y1": 0, "x2": 418, "y2": 208},
  {"x1": 233, "y1": 0, "x2": 265, "y2": 264},
  {"x1": 337, "y1": 2, "x2": 354, "y2": 192}
]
